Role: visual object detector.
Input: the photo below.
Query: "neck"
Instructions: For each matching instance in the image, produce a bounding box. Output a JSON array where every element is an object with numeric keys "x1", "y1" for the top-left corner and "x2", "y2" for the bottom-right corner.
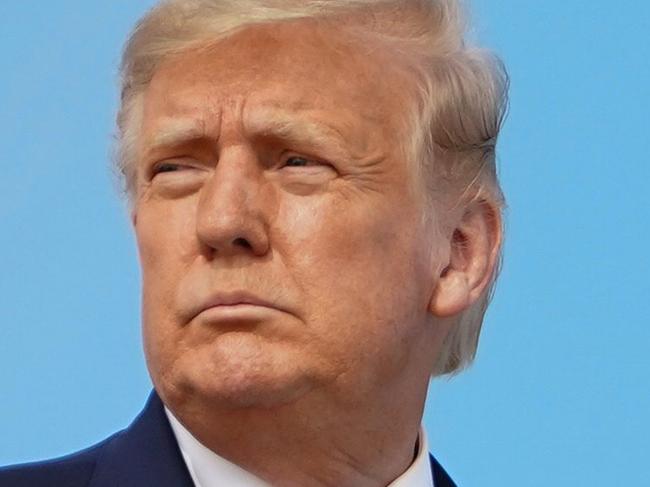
[{"x1": 163, "y1": 383, "x2": 429, "y2": 487}]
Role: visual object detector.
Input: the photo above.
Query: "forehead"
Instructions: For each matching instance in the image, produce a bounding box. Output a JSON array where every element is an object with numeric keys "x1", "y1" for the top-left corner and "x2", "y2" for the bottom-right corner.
[{"x1": 142, "y1": 20, "x2": 412, "y2": 145}]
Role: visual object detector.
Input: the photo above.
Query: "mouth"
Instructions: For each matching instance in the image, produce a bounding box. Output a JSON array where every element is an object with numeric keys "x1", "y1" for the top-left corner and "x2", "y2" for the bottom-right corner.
[{"x1": 191, "y1": 291, "x2": 286, "y2": 323}]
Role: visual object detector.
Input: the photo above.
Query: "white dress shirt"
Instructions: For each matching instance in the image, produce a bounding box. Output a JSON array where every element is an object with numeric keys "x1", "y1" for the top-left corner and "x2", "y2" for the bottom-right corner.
[{"x1": 165, "y1": 407, "x2": 434, "y2": 487}]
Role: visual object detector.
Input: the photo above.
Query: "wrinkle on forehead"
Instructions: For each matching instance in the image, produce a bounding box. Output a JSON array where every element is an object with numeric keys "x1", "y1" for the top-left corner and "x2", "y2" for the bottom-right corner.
[
  {"x1": 143, "y1": 104, "x2": 383, "y2": 169},
  {"x1": 148, "y1": 19, "x2": 409, "y2": 112},
  {"x1": 141, "y1": 19, "x2": 414, "y2": 169}
]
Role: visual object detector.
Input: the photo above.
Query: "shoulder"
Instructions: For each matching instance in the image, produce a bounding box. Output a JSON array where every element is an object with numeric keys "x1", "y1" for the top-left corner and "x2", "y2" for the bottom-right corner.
[
  {"x1": 0, "y1": 431, "x2": 124, "y2": 487},
  {"x1": 0, "y1": 391, "x2": 193, "y2": 487}
]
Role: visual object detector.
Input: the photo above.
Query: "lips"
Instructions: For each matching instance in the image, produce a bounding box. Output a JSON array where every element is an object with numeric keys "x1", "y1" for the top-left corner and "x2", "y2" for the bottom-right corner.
[{"x1": 190, "y1": 291, "x2": 284, "y2": 320}]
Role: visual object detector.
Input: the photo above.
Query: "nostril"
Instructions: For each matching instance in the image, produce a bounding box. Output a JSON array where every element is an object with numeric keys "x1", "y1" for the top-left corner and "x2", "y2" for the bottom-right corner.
[{"x1": 233, "y1": 237, "x2": 252, "y2": 249}]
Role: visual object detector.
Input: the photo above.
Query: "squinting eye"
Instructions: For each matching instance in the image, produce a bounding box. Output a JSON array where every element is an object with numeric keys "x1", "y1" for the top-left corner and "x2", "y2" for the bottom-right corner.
[
  {"x1": 145, "y1": 158, "x2": 206, "y2": 196},
  {"x1": 153, "y1": 162, "x2": 181, "y2": 174},
  {"x1": 284, "y1": 156, "x2": 314, "y2": 167}
]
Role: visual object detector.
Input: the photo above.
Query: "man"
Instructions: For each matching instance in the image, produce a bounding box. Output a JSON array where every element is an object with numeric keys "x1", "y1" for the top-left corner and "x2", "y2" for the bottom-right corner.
[{"x1": 0, "y1": 0, "x2": 507, "y2": 485}]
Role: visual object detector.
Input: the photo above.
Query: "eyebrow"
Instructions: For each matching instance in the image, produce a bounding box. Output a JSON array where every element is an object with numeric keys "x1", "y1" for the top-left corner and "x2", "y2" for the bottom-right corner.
[
  {"x1": 145, "y1": 118, "x2": 206, "y2": 154},
  {"x1": 145, "y1": 109, "x2": 361, "y2": 161},
  {"x1": 244, "y1": 109, "x2": 356, "y2": 160}
]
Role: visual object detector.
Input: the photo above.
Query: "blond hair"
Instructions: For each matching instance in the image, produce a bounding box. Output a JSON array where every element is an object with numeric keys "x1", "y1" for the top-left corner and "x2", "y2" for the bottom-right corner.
[{"x1": 116, "y1": 0, "x2": 509, "y2": 376}]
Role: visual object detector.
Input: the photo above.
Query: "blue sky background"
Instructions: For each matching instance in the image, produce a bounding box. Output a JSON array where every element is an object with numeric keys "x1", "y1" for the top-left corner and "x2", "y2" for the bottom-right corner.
[{"x1": 1, "y1": 1, "x2": 648, "y2": 485}]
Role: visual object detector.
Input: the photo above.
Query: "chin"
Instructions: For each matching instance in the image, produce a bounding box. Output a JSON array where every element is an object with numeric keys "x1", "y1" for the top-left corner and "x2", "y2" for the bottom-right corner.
[{"x1": 161, "y1": 333, "x2": 320, "y2": 410}]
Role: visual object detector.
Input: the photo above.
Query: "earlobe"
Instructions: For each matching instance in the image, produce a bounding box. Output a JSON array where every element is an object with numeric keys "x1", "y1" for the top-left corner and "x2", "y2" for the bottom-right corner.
[
  {"x1": 429, "y1": 271, "x2": 471, "y2": 317},
  {"x1": 427, "y1": 199, "x2": 502, "y2": 318}
]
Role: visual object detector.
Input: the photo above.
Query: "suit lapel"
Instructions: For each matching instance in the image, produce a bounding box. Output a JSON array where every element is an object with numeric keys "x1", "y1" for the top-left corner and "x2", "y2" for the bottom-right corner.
[
  {"x1": 89, "y1": 390, "x2": 194, "y2": 487},
  {"x1": 429, "y1": 453, "x2": 457, "y2": 487}
]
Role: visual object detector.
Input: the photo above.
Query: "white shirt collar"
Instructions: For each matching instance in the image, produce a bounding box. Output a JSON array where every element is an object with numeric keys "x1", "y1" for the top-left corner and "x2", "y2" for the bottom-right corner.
[
  {"x1": 387, "y1": 425, "x2": 435, "y2": 487},
  {"x1": 165, "y1": 407, "x2": 434, "y2": 487}
]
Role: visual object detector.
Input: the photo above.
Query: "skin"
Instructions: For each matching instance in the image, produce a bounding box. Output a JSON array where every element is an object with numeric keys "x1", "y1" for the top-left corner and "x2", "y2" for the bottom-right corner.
[{"x1": 132, "y1": 20, "x2": 501, "y2": 487}]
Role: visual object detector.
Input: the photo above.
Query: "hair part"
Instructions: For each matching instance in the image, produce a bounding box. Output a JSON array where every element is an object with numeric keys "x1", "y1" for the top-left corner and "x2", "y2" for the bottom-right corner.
[{"x1": 116, "y1": 0, "x2": 509, "y2": 376}]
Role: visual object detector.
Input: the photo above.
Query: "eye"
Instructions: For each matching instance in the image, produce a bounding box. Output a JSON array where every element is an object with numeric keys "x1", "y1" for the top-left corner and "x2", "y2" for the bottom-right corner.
[
  {"x1": 146, "y1": 158, "x2": 207, "y2": 197},
  {"x1": 282, "y1": 155, "x2": 333, "y2": 169},
  {"x1": 284, "y1": 156, "x2": 314, "y2": 167},
  {"x1": 150, "y1": 159, "x2": 197, "y2": 179},
  {"x1": 152, "y1": 162, "x2": 182, "y2": 174}
]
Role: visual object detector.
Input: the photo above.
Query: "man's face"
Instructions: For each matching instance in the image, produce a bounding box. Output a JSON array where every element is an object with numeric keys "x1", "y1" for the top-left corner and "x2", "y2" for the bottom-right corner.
[{"x1": 134, "y1": 22, "x2": 447, "y2": 411}]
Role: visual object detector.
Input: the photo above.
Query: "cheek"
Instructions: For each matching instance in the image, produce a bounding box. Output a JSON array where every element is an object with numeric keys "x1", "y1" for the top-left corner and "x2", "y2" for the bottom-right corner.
[
  {"x1": 135, "y1": 199, "x2": 203, "y2": 391},
  {"x1": 135, "y1": 198, "x2": 199, "y2": 343},
  {"x1": 275, "y1": 193, "x2": 432, "y2": 343},
  {"x1": 280, "y1": 192, "x2": 426, "y2": 281},
  {"x1": 136, "y1": 198, "x2": 198, "y2": 287}
]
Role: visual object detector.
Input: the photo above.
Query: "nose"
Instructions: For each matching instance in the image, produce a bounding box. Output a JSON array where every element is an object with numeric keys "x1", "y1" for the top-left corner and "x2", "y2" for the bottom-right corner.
[{"x1": 196, "y1": 147, "x2": 270, "y2": 258}]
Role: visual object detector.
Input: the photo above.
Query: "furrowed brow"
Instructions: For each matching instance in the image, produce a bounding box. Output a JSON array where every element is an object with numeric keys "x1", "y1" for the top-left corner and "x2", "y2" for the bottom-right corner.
[
  {"x1": 145, "y1": 119, "x2": 206, "y2": 154},
  {"x1": 244, "y1": 110, "x2": 353, "y2": 159}
]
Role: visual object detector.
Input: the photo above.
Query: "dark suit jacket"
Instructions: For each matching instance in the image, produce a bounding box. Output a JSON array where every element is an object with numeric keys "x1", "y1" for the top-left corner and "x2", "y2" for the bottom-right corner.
[{"x1": 0, "y1": 391, "x2": 456, "y2": 486}]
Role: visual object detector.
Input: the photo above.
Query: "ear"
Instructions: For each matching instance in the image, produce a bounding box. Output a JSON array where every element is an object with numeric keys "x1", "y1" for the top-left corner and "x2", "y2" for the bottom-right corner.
[
  {"x1": 131, "y1": 209, "x2": 137, "y2": 228},
  {"x1": 429, "y1": 199, "x2": 502, "y2": 317}
]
